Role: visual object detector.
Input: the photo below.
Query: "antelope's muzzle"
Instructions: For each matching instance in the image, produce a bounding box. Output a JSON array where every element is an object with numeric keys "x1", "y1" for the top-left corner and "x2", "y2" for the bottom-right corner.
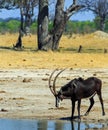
[{"x1": 55, "y1": 96, "x2": 60, "y2": 108}]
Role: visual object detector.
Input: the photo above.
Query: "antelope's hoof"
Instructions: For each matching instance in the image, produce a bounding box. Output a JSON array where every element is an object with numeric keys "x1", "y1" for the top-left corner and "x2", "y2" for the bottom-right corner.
[
  {"x1": 70, "y1": 116, "x2": 75, "y2": 121},
  {"x1": 103, "y1": 112, "x2": 105, "y2": 116},
  {"x1": 84, "y1": 112, "x2": 89, "y2": 116}
]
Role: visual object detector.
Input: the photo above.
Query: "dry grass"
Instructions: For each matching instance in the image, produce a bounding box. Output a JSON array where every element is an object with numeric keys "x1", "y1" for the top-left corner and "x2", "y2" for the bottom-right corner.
[
  {"x1": 0, "y1": 32, "x2": 108, "y2": 69},
  {"x1": 60, "y1": 32, "x2": 108, "y2": 52},
  {"x1": 0, "y1": 33, "x2": 36, "y2": 48}
]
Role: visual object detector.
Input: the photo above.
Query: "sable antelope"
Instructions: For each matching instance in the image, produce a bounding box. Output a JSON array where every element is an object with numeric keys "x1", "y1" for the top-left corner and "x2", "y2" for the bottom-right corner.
[{"x1": 49, "y1": 69, "x2": 105, "y2": 120}]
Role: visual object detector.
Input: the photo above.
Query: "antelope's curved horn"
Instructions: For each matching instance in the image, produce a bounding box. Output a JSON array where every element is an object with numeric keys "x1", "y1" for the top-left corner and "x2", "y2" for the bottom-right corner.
[
  {"x1": 53, "y1": 69, "x2": 66, "y2": 96},
  {"x1": 49, "y1": 69, "x2": 58, "y2": 96}
]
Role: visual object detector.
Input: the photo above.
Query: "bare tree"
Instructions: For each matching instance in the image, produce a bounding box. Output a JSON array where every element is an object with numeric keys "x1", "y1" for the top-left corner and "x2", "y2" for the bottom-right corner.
[
  {"x1": 0, "y1": 0, "x2": 6, "y2": 8},
  {"x1": 0, "y1": 0, "x2": 38, "y2": 49},
  {"x1": 13, "y1": 0, "x2": 38, "y2": 49},
  {"x1": 79, "y1": 0, "x2": 108, "y2": 31},
  {"x1": 37, "y1": 0, "x2": 84, "y2": 51},
  {"x1": 0, "y1": 0, "x2": 17, "y2": 10}
]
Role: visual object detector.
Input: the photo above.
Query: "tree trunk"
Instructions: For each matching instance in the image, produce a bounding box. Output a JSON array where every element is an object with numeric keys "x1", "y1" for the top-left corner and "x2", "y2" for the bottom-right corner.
[
  {"x1": 13, "y1": 13, "x2": 24, "y2": 49},
  {"x1": 14, "y1": 2, "x2": 33, "y2": 49},
  {"x1": 37, "y1": 0, "x2": 83, "y2": 51},
  {"x1": 13, "y1": 8, "x2": 25, "y2": 49},
  {"x1": 51, "y1": 0, "x2": 80, "y2": 50},
  {"x1": 51, "y1": 0, "x2": 65, "y2": 50},
  {"x1": 37, "y1": 0, "x2": 52, "y2": 51}
]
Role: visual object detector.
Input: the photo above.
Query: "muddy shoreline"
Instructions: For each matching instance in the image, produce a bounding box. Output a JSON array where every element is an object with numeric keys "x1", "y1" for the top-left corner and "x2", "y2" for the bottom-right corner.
[{"x1": 0, "y1": 68, "x2": 107, "y2": 122}]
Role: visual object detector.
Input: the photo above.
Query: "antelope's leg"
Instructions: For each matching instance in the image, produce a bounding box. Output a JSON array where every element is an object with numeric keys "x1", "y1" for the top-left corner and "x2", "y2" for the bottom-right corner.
[
  {"x1": 85, "y1": 97, "x2": 94, "y2": 116},
  {"x1": 71, "y1": 100, "x2": 75, "y2": 119},
  {"x1": 77, "y1": 99, "x2": 81, "y2": 119},
  {"x1": 97, "y1": 93, "x2": 105, "y2": 116}
]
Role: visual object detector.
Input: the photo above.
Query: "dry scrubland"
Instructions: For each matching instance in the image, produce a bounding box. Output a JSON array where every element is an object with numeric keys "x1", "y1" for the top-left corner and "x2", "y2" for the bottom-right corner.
[
  {"x1": 0, "y1": 32, "x2": 108, "y2": 123},
  {"x1": 0, "y1": 31, "x2": 108, "y2": 69}
]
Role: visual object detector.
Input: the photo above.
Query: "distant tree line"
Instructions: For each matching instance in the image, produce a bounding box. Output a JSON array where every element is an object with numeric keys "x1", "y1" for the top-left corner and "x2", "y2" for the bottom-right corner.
[
  {"x1": 1, "y1": 19, "x2": 108, "y2": 35},
  {"x1": 0, "y1": 0, "x2": 108, "y2": 51},
  {"x1": 0, "y1": 19, "x2": 37, "y2": 34}
]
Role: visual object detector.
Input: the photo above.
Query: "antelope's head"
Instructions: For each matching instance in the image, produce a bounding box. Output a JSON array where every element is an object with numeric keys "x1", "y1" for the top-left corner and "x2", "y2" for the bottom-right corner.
[
  {"x1": 49, "y1": 69, "x2": 78, "y2": 108},
  {"x1": 49, "y1": 69, "x2": 66, "y2": 107}
]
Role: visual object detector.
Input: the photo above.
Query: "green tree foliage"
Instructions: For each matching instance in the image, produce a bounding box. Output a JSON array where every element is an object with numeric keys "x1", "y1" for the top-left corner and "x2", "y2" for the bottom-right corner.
[
  {"x1": 1, "y1": 19, "x2": 108, "y2": 35},
  {"x1": 65, "y1": 20, "x2": 96, "y2": 34},
  {"x1": 105, "y1": 20, "x2": 108, "y2": 31},
  {"x1": 0, "y1": 20, "x2": 20, "y2": 34},
  {"x1": 6, "y1": 20, "x2": 20, "y2": 33},
  {"x1": 30, "y1": 22, "x2": 37, "y2": 34}
]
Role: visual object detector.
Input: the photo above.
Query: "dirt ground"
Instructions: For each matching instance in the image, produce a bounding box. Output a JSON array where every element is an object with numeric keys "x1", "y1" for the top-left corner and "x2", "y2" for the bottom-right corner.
[
  {"x1": 0, "y1": 68, "x2": 108, "y2": 122},
  {"x1": 0, "y1": 33, "x2": 108, "y2": 123}
]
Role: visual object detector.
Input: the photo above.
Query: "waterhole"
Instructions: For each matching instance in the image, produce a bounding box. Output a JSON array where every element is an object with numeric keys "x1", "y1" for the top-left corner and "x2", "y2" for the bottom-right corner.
[{"x1": 0, "y1": 118, "x2": 107, "y2": 130}]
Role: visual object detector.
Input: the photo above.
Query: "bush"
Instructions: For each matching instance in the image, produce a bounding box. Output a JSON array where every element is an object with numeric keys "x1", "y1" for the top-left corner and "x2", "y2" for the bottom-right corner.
[{"x1": 6, "y1": 20, "x2": 20, "y2": 33}]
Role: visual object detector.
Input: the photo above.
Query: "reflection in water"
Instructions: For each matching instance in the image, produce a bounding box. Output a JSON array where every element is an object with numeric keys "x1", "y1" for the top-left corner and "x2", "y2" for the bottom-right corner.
[{"x1": 0, "y1": 118, "x2": 107, "y2": 130}]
